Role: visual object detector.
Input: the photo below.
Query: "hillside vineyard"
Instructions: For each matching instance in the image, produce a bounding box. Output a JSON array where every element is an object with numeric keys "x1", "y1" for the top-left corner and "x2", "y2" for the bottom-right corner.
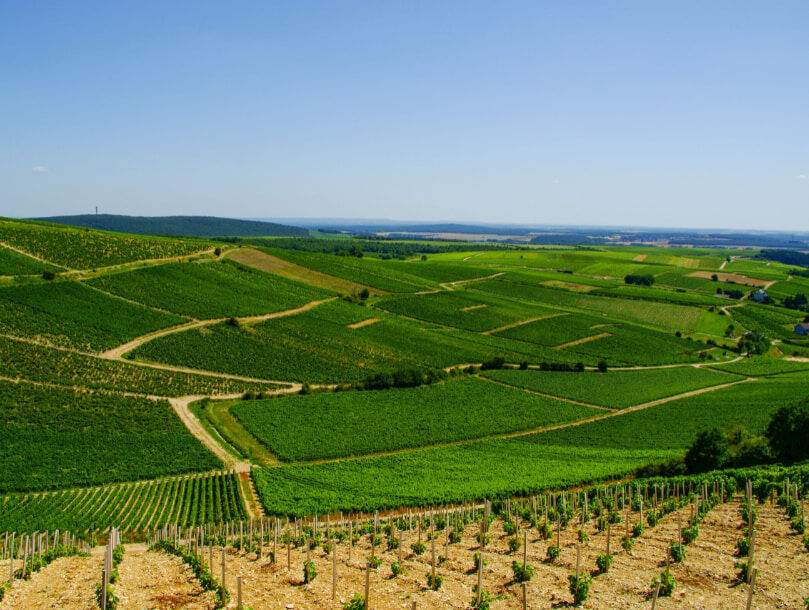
[{"x1": 0, "y1": 217, "x2": 807, "y2": 607}]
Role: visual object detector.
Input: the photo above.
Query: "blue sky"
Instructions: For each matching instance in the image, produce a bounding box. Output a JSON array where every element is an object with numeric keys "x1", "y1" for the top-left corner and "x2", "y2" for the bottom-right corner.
[{"x1": 1, "y1": 1, "x2": 807, "y2": 229}]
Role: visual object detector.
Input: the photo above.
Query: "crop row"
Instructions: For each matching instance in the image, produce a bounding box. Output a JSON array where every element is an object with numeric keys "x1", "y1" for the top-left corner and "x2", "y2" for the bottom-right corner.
[
  {"x1": 0, "y1": 280, "x2": 185, "y2": 352},
  {"x1": 87, "y1": 259, "x2": 332, "y2": 319},
  {"x1": 729, "y1": 304, "x2": 805, "y2": 341},
  {"x1": 483, "y1": 366, "x2": 739, "y2": 408},
  {"x1": 0, "y1": 378, "x2": 221, "y2": 493},
  {"x1": 0, "y1": 472, "x2": 247, "y2": 535},
  {"x1": 0, "y1": 219, "x2": 209, "y2": 269},
  {"x1": 231, "y1": 376, "x2": 600, "y2": 462},
  {"x1": 0, "y1": 335, "x2": 278, "y2": 397}
]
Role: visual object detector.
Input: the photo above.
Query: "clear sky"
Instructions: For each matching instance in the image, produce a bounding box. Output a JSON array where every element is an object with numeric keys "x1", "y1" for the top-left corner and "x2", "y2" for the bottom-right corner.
[{"x1": 1, "y1": 1, "x2": 807, "y2": 230}]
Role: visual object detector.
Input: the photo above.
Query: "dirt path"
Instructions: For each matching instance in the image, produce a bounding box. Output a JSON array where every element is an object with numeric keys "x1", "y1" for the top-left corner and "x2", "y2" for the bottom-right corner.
[
  {"x1": 116, "y1": 547, "x2": 218, "y2": 609},
  {"x1": 439, "y1": 271, "x2": 505, "y2": 291},
  {"x1": 483, "y1": 312, "x2": 567, "y2": 336},
  {"x1": 100, "y1": 297, "x2": 337, "y2": 360},
  {"x1": 0, "y1": 553, "x2": 102, "y2": 609},
  {"x1": 169, "y1": 396, "x2": 247, "y2": 471},
  {"x1": 347, "y1": 317, "x2": 380, "y2": 329},
  {"x1": 552, "y1": 331, "x2": 611, "y2": 350}
]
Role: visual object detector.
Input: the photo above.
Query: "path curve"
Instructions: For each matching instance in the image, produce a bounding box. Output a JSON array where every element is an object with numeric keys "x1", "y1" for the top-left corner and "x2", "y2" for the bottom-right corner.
[{"x1": 100, "y1": 297, "x2": 337, "y2": 360}]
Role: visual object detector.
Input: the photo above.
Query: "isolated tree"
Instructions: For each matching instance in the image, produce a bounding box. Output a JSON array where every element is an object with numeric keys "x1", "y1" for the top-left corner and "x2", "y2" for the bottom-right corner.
[
  {"x1": 597, "y1": 360, "x2": 608, "y2": 373},
  {"x1": 765, "y1": 400, "x2": 809, "y2": 464},
  {"x1": 684, "y1": 428, "x2": 728, "y2": 473}
]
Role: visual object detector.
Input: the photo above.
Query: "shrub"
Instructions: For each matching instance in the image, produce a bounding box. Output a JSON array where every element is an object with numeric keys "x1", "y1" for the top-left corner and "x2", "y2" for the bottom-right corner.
[
  {"x1": 597, "y1": 360, "x2": 608, "y2": 373},
  {"x1": 577, "y1": 529, "x2": 589, "y2": 543},
  {"x1": 621, "y1": 535, "x2": 634, "y2": 554},
  {"x1": 390, "y1": 562, "x2": 405, "y2": 577},
  {"x1": 537, "y1": 521, "x2": 552, "y2": 540},
  {"x1": 303, "y1": 560, "x2": 316, "y2": 583},
  {"x1": 656, "y1": 571, "x2": 675, "y2": 597},
  {"x1": 792, "y1": 517, "x2": 806, "y2": 535},
  {"x1": 427, "y1": 573, "x2": 443, "y2": 590},
  {"x1": 804, "y1": 533, "x2": 809, "y2": 552},
  {"x1": 596, "y1": 553, "x2": 613, "y2": 573},
  {"x1": 685, "y1": 428, "x2": 729, "y2": 473},
  {"x1": 518, "y1": 361, "x2": 528, "y2": 370},
  {"x1": 669, "y1": 543, "x2": 686, "y2": 563},
  {"x1": 546, "y1": 544, "x2": 561, "y2": 562},
  {"x1": 736, "y1": 560, "x2": 752, "y2": 582},
  {"x1": 473, "y1": 552, "x2": 487, "y2": 570},
  {"x1": 471, "y1": 588, "x2": 492, "y2": 610},
  {"x1": 682, "y1": 525, "x2": 699, "y2": 545},
  {"x1": 508, "y1": 537, "x2": 520, "y2": 553},
  {"x1": 42, "y1": 271, "x2": 56, "y2": 280},
  {"x1": 568, "y1": 573, "x2": 592, "y2": 605},
  {"x1": 342, "y1": 594, "x2": 366, "y2": 610},
  {"x1": 410, "y1": 542, "x2": 426, "y2": 556},
  {"x1": 96, "y1": 583, "x2": 119, "y2": 609},
  {"x1": 632, "y1": 522, "x2": 645, "y2": 537},
  {"x1": 736, "y1": 537, "x2": 750, "y2": 556},
  {"x1": 511, "y1": 560, "x2": 534, "y2": 582},
  {"x1": 765, "y1": 400, "x2": 809, "y2": 464},
  {"x1": 368, "y1": 556, "x2": 382, "y2": 569}
]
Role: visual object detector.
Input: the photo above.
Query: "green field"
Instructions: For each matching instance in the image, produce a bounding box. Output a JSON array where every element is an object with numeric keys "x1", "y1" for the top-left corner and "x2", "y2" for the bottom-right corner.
[
  {"x1": 231, "y1": 377, "x2": 600, "y2": 461},
  {"x1": 483, "y1": 366, "x2": 740, "y2": 408},
  {"x1": 0, "y1": 280, "x2": 186, "y2": 352},
  {"x1": 87, "y1": 259, "x2": 332, "y2": 318},
  {"x1": 0, "y1": 379, "x2": 220, "y2": 492}
]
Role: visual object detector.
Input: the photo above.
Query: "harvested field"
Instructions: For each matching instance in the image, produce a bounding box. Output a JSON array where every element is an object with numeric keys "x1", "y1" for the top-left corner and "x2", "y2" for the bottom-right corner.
[{"x1": 687, "y1": 270, "x2": 769, "y2": 287}]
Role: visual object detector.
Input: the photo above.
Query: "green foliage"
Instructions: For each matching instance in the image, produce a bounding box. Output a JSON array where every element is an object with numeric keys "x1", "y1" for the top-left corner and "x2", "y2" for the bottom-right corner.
[
  {"x1": 426, "y1": 572, "x2": 443, "y2": 590},
  {"x1": 766, "y1": 400, "x2": 809, "y2": 464},
  {"x1": 685, "y1": 428, "x2": 730, "y2": 473},
  {"x1": 303, "y1": 560, "x2": 317, "y2": 583},
  {"x1": 656, "y1": 570, "x2": 676, "y2": 597},
  {"x1": 511, "y1": 560, "x2": 534, "y2": 582},
  {"x1": 596, "y1": 553, "x2": 613, "y2": 573},
  {"x1": 0, "y1": 380, "x2": 219, "y2": 493},
  {"x1": 621, "y1": 535, "x2": 634, "y2": 553},
  {"x1": 368, "y1": 556, "x2": 382, "y2": 569},
  {"x1": 342, "y1": 594, "x2": 366, "y2": 610},
  {"x1": 410, "y1": 542, "x2": 426, "y2": 555},
  {"x1": 0, "y1": 244, "x2": 59, "y2": 275},
  {"x1": 568, "y1": 573, "x2": 592, "y2": 605},
  {"x1": 96, "y1": 583, "x2": 119, "y2": 609},
  {"x1": 507, "y1": 537, "x2": 520, "y2": 553},
  {"x1": 736, "y1": 537, "x2": 750, "y2": 556},
  {"x1": 669, "y1": 543, "x2": 686, "y2": 563},
  {"x1": 473, "y1": 552, "x2": 487, "y2": 570},
  {"x1": 682, "y1": 525, "x2": 699, "y2": 545},
  {"x1": 546, "y1": 544, "x2": 561, "y2": 562},
  {"x1": 632, "y1": 522, "x2": 645, "y2": 537},
  {"x1": 390, "y1": 562, "x2": 405, "y2": 576},
  {"x1": 471, "y1": 588, "x2": 492, "y2": 609}
]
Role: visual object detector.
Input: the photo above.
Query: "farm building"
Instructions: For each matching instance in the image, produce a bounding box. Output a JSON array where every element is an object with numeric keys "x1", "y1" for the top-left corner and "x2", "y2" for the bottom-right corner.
[
  {"x1": 794, "y1": 322, "x2": 809, "y2": 336},
  {"x1": 753, "y1": 289, "x2": 767, "y2": 302}
]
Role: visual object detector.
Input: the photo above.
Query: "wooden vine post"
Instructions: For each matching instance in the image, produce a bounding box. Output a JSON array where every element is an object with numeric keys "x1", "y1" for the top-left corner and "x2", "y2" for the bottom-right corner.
[
  {"x1": 332, "y1": 536, "x2": 337, "y2": 599},
  {"x1": 476, "y1": 516, "x2": 485, "y2": 606},
  {"x1": 745, "y1": 567, "x2": 758, "y2": 610}
]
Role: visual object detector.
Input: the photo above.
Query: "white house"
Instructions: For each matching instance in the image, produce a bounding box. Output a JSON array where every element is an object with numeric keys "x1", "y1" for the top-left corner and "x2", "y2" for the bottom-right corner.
[
  {"x1": 753, "y1": 289, "x2": 767, "y2": 303},
  {"x1": 795, "y1": 322, "x2": 809, "y2": 336}
]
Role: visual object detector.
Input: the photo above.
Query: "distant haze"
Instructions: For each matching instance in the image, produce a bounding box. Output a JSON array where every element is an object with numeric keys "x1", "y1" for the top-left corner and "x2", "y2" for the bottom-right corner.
[{"x1": 2, "y1": 1, "x2": 807, "y2": 230}]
